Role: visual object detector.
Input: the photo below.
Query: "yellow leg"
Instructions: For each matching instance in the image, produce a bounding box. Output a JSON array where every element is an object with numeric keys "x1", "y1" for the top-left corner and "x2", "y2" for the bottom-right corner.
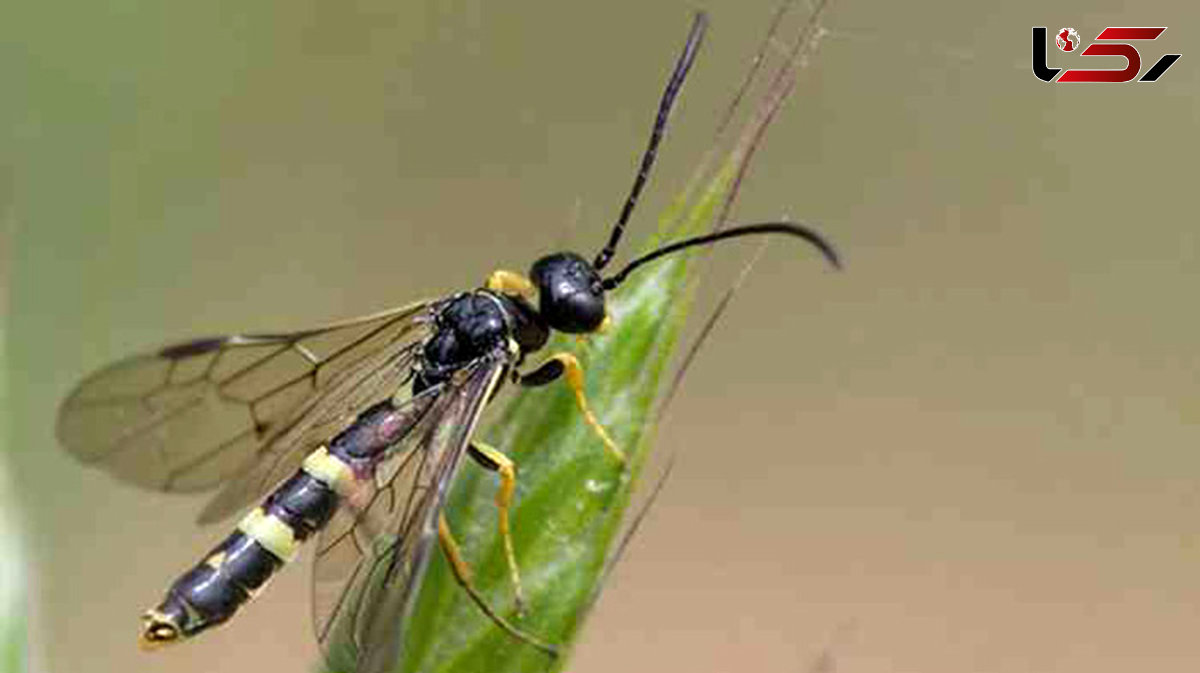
[
  {"x1": 546, "y1": 353, "x2": 626, "y2": 464},
  {"x1": 469, "y1": 442, "x2": 525, "y2": 613},
  {"x1": 485, "y1": 269, "x2": 535, "y2": 299},
  {"x1": 438, "y1": 515, "x2": 474, "y2": 583},
  {"x1": 437, "y1": 515, "x2": 558, "y2": 657}
]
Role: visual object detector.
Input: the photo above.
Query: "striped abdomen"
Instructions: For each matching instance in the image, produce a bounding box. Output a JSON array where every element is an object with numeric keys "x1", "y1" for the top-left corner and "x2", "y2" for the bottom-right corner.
[{"x1": 139, "y1": 396, "x2": 430, "y2": 649}]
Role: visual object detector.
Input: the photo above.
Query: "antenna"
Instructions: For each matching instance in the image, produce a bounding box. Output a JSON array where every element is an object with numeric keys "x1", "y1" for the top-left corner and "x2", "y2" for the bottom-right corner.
[
  {"x1": 593, "y1": 11, "x2": 709, "y2": 271},
  {"x1": 600, "y1": 222, "x2": 841, "y2": 290}
]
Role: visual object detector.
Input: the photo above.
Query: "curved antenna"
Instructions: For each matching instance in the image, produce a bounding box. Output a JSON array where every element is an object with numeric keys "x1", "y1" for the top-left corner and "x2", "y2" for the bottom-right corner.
[
  {"x1": 600, "y1": 222, "x2": 841, "y2": 290},
  {"x1": 593, "y1": 11, "x2": 709, "y2": 272}
]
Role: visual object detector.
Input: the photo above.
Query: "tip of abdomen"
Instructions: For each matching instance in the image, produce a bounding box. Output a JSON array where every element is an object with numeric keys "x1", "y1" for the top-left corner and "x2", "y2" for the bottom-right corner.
[{"x1": 139, "y1": 609, "x2": 182, "y2": 651}]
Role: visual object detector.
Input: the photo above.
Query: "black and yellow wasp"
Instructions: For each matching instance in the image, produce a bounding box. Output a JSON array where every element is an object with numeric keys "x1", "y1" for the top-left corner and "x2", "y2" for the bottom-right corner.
[{"x1": 56, "y1": 12, "x2": 839, "y2": 673}]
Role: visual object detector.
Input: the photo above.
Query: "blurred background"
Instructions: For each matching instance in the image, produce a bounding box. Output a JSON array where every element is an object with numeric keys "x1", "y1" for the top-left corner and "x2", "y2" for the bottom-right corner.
[{"x1": 5, "y1": 0, "x2": 1200, "y2": 671}]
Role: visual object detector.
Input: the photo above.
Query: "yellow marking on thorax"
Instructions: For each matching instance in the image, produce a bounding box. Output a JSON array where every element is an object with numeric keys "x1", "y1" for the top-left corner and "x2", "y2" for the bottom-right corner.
[
  {"x1": 237, "y1": 508, "x2": 298, "y2": 562},
  {"x1": 485, "y1": 269, "x2": 536, "y2": 300},
  {"x1": 302, "y1": 445, "x2": 356, "y2": 497},
  {"x1": 204, "y1": 551, "x2": 227, "y2": 570}
]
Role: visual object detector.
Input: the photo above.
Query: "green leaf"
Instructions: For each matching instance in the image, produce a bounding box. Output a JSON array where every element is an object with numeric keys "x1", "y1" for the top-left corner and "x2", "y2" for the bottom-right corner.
[{"x1": 0, "y1": 243, "x2": 27, "y2": 673}]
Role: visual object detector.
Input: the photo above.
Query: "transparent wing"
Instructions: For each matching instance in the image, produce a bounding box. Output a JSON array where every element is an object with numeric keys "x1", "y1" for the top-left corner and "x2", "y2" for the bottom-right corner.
[
  {"x1": 195, "y1": 332, "x2": 431, "y2": 525},
  {"x1": 57, "y1": 301, "x2": 436, "y2": 519},
  {"x1": 312, "y1": 351, "x2": 509, "y2": 673}
]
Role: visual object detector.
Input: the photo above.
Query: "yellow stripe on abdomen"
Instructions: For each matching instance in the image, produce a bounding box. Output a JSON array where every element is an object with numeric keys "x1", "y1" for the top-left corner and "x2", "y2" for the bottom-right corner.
[
  {"x1": 302, "y1": 445, "x2": 357, "y2": 496},
  {"x1": 237, "y1": 508, "x2": 299, "y2": 562}
]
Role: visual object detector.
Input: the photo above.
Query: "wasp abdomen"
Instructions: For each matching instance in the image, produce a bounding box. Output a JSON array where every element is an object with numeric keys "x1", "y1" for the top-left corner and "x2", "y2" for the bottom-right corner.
[
  {"x1": 141, "y1": 529, "x2": 286, "y2": 647},
  {"x1": 262, "y1": 470, "x2": 340, "y2": 540},
  {"x1": 328, "y1": 398, "x2": 431, "y2": 461},
  {"x1": 142, "y1": 471, "x2": 340, "y2": 647},
  {"x1": 142, "y1": 462, "x2": 345, "y2": 647},
  {"x1": 141, "y1": 394, "x2": 433, "y2": 648}
]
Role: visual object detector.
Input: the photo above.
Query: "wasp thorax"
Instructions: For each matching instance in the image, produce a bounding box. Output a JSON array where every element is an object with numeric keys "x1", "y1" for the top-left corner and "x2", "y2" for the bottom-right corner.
[{"x1": 529, "y1": 252, "x2": 606, "y2": 334}]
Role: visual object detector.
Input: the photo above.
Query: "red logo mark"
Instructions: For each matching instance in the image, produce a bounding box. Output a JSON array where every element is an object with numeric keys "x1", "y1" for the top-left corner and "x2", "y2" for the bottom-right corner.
[
  {"x1": 1059, "y1": 27, "x2": 1164, "y2": 82},
  {"x1": 1056, "y1": 28, "x2": 1080, "y2": 52},
  {"x1": 1032, "y1": 26, "x2": 1181, "y2": 83}
]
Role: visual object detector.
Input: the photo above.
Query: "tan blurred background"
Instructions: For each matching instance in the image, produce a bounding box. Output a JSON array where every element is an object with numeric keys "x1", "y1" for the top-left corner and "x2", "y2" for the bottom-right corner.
[{"x1": 6, "y1": 0, "x2": 1200, "y2": 671}]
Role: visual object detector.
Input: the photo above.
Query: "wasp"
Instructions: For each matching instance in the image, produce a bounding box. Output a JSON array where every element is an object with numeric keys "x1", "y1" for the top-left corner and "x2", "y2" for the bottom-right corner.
[{"x1": 56, "y1": 12, "x2": 839, "y2": 672}]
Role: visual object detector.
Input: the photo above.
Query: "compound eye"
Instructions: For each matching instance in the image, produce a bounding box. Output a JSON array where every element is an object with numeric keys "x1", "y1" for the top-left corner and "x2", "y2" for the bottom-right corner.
[
  {"x1": 530, "y1": 253, "x2": 606, "y2": 334},
  {"x1": 551, "y1": 285, "x2": 605, "y2": 333}
]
